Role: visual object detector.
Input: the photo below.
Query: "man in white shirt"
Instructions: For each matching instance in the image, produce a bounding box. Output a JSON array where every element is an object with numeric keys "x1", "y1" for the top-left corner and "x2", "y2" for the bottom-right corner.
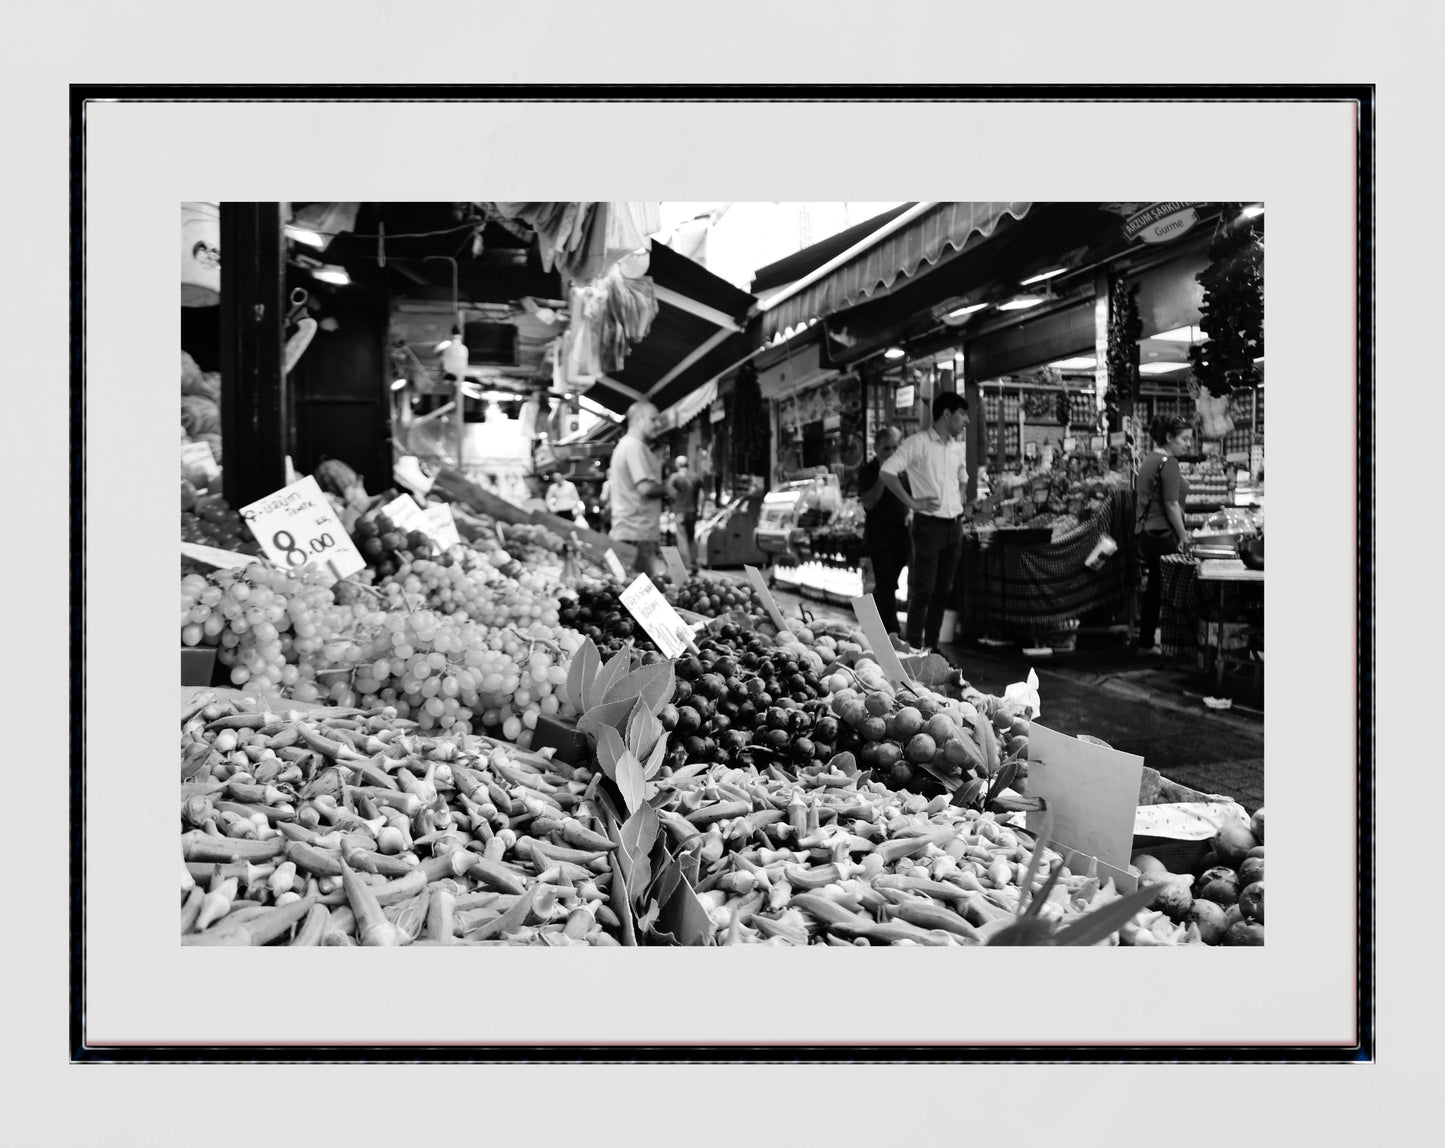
[
  {"x1": 608, "y1": 400, "x2": 667, "y2": 576},
  {"x1": 878, "y1": 391, "x2": 969, "y2": 653},
  {"x1": 544, "y1": 471, "x2": 587, "y2": 526}
]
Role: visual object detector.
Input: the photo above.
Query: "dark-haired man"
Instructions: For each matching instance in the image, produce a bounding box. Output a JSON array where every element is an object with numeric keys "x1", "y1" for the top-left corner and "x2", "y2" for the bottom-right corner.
[
  {"x1": 878, "y1": 391, "x2": 969, "y2": 654},
  {"x1": 857, "y1": 425, "x2": 910, "y2": 637}
]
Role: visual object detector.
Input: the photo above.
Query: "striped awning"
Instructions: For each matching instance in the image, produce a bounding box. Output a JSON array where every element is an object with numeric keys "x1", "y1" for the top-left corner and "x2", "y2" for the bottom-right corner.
[{"x1": 760, "y1": 202, "x2": 1032, "y2": 341}]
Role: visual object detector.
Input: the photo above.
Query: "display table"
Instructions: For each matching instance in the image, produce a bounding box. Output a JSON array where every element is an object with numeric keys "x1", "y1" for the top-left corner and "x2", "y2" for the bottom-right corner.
[
  {"x1": 953, "y1": 487, "x2": 1136, "y2": 644},
  {"x1": 1196, "y1": 560, "x2": 1265, "y2": 696},
  {"x1": 1159, "y1": 554, "x2": 1264, "y2": 697}
]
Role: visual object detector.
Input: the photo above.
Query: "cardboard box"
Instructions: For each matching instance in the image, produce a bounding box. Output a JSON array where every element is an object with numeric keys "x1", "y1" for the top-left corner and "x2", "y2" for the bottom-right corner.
[
  {"x1": 531, "y1": 713, "x2": 589, "y2": 767},
  {"x1": 181, "y1": 647, "x2": 218, "y2": 687}
]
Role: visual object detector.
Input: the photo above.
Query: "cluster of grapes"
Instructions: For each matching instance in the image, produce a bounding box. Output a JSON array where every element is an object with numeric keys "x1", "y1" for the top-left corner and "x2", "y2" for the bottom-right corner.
[
  {"x1": 180, "y1": 564, "x2": 377, "y2": 700},
  {"x1": 181, "y1": 540, "x2": 584, "y2": 745},
  {"x1": 341, "y1": 608, "x2": 582, "y2": 744}
]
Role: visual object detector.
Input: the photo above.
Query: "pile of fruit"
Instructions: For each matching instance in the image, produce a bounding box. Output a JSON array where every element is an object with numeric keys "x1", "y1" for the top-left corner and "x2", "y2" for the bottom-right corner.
[
  {"x1": 1132, "y1": 808, "x2": 1265, "y2": 946},
  {"x1": 662, "y1": 574, "x2": 768, "y2": 619},
  {"x1": 178, "y1": 691, "x2": 1196, "y2": 947},
  {"x1": 181, "y1": 488, "x2": 262, "y2": 560},
  {"x1": 181, "y1": 551, "x2": 581, "y2": 745}
]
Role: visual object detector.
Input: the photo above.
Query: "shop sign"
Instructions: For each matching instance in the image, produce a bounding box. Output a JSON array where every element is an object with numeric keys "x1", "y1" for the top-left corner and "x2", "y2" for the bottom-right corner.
[
  {"x1": 1123, "y1": 202, "x2": 1201, "y2": 245},
  {"x1": 240, "y1": 474, "x2": 367, "y2": 583},
  {"x1": 895, "y1": 384, "x2": 916, "y2": 411}
]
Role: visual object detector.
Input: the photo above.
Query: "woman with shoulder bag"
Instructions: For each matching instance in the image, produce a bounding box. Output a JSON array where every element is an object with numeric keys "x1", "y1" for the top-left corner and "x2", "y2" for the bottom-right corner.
[{"x1": 1134, "y1": 414, "x2": 1196, "y2": 654}]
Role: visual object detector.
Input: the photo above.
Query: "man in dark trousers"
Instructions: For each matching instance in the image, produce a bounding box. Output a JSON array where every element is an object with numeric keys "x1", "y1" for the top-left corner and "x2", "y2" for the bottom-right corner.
[
  {"x1": 877, "y1": 391, "x2": 969, "y2": 655},
  {"x1": 665, "y1": 455, "x2": 704, "y2": 574},
  {"x1": 857, "y1": 426, "x2": 910, "y2": 637}
]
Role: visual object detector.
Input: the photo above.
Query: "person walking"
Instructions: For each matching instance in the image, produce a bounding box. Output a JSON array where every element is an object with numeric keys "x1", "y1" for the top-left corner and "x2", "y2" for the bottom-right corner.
[
  {"x1": 544, "y1": 471, "x2": 588, "y2": 527},
  {"x1": 666, "y1": 455, "x2": 704, "y2": 574},
  {"x1": 877, "y1": 392, "x2": 970, "y2": 655},
  {"x1": 608, "y1": 400, "x2": 667, "y2": 577},
  {"x1": 1134, "y1": 413, "x2": 1196, "y2": 654},
  {"x1": 857, "y1": 425, "x2": 911, "y2": 637}
]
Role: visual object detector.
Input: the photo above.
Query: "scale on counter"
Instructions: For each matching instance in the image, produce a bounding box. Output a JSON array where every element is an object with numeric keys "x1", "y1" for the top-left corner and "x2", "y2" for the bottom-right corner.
[
  {"x1": 753, "y1": 483, "x2": 813, "y2": 566},
  {"x1": 697, "y1": 488, "x2": 768, "y2": 568}
]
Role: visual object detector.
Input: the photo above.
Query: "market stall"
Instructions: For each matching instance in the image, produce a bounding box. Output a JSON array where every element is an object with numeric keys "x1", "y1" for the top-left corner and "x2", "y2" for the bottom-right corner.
[{"x1": 174, "y1": 200, "x2": 1265, "y2": 950}]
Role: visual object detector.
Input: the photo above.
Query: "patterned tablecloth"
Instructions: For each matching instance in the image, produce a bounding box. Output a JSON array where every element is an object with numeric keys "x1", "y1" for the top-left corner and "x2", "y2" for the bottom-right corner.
[
  {"x1": 1158, "y1": 554, "x2": 1265, "y2": 660},
  {"x1": 954, "y1": 487, "x2": 1137, "y2": 640}
]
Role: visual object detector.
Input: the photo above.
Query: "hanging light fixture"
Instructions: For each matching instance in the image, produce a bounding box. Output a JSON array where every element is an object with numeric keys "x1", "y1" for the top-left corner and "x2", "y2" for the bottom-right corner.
[{"x1": 883, "y1": 346, "x2": 906, "y2": 360}]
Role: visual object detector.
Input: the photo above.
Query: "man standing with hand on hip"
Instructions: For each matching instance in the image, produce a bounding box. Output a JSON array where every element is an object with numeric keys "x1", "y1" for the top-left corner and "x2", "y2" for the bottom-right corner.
[
  {"x1": 608, "y1": 400, "x2": 667, "y2": 577},
  {"x1": 877, "y1": 391, "x2": 970, "y2": 655}
]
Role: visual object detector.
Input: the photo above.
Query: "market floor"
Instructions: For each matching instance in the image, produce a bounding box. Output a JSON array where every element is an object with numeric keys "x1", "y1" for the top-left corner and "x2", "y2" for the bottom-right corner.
[{"x1": 703, "y1": 566, "x2": 1265, "y2": 811}]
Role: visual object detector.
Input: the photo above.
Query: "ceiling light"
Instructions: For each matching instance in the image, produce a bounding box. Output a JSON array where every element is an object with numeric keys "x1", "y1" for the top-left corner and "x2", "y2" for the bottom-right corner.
[
  {"x1": 286, "y1": 226, "x2": 326, "y2": 249},
  {"x1": 1151, "y1": 325, "x2": 1203, "y2": 343},
  {"x1": 1020, "y1": 267, "x2": 1067, "y2": 286},
  {"x1": 1241, "y1": 204, "x2": 1264, "y2": 219},
  {"x1": 997, "y1": 295, "x2": 1045, "y2": 311},
  {"x1": 391, "y1": 378, "x2": 408, "y2": 391},
  {"x1": 311, "y1": 265, "x2": 350, "y2": 286},
  {"x1": 946, "y1": 302, "x2": 989, "y2": 319},
  {"x1": 1139, "y1": 362, "x2": 1189, "y2": 375},
  {"x1": 1049, "y1": 356, "x2": 1097, "y2": 370},
  {"x1": 884, "y1": 347, "x2": 906, "y2": 360}
]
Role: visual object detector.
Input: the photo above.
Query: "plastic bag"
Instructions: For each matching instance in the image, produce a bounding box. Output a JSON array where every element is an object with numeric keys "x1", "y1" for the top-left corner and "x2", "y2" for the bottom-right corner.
[{"x1": 1003, "y1": 668, "x2": 1041, "y2": 721}]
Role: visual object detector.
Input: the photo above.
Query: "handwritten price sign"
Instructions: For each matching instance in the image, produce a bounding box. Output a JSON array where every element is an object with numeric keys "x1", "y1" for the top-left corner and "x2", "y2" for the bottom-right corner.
[{"x1": 240, "y1": 475, "x2": 366, "y2": 583}]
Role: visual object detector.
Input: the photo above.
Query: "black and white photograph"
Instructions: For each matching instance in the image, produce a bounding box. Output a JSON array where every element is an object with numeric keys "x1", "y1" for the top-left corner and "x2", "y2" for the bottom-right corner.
[
  {"x1": 18, "y1": 16, "x2": 1429, "y2": 1135},
  {"x1": 176, "y1": 198, "x2": 1269, "y2": 955}
]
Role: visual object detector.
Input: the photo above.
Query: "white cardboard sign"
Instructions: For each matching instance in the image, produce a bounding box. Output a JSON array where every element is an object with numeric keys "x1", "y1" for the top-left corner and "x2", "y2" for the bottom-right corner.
[
  {"x1": 619, "y1": 575, "x2": 696, "y2": 658},
  {"x1": 743, "y1": 564, "x2": 790, "y2": 632},
  {"x1": 421, "y1": 502, "x2": 462, "y2": 549},
  {"x1": 661, "y1": 545, "x2": 690, "y2": 584},
  {"x1": 604, "y1": 549, "x2": 627, "y2": 580},
  {"x1": 240, "y1": 475, "x2": 366, "y2": 583},
  {"x1": 849, "y1": 594, "x2": 915, "y2": 687},
  {"x1": 1024, "y1": 722, "x2": 1145, "y2": 874}
]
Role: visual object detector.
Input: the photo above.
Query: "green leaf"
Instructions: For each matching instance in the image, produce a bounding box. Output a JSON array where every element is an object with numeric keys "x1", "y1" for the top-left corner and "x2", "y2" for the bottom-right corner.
[
  {"x1": 985, "y1": 916, "x2": 1060, "y2": 946},
  {"x1": 576, "y1": 696, "x2": 639, "y2": 744},
  {"x1": 595, "y1": 724, "x2": 628, "y2": 783},
  {"x1": 1052, "y1": 883, "x2": 1166, "y2": 947},
  {"x1": 1016, "y1": 808, "x2": 1056, "y2": 910},
  {"x1": 585, "y1": 646, "x2": 634, "y2": 712},
  {"x1": 626, "y1": 698, "x2": 664, "y2": 760},
  {"x1": 605, "y1": 661, "x2": 677, "y2": 718},
  {"x1": 642, "y1": 736, "x2": 669, "y2": 781},
  {"x1": 563, "y1": 637, "x2": 600, "y2": 713},
  {"x1": 913, "y1": 759, "x2": 962, "y2": 791},
  {"x1": 986, "y1": 759, "x2": 1020, "y2": 807},
  {"x1": 615, "y1": 748, "x2": 646, "y2": 815},
  {"x1": 952, "y1": 777, "x2": 985, "y2": 809}
]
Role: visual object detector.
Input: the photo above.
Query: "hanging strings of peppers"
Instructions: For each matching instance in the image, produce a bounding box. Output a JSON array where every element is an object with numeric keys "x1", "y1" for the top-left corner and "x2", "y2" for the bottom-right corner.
[
  {"x1": 1189, "y1": 205, "x2": 1264, "y2": 398},
  {"x1": 727, "y1": 361, "x2": 769, "y2": 479}
]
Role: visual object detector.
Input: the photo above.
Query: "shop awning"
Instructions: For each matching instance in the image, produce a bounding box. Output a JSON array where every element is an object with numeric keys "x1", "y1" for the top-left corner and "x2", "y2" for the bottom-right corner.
[
  {"x1": 582, "y1": 240, "x2": 756, "y2": 417},
  {"x1": 759, "y1": 202, "x2": 1032, "y2": 342},
  {"x1": 657, "y1": 377, "x2": 719, "y2": 431}
]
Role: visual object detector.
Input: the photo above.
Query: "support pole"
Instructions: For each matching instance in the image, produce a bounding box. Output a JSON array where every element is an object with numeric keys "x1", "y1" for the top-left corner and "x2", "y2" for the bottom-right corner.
[{"x1": 220, "y1": 203, "x2": 289, "y2": 507}]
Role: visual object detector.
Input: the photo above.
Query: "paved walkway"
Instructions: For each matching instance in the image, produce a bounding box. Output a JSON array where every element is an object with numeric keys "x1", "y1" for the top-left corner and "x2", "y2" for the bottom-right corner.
[{"x1": 704, "y1": 567, "x2": 1265, "y2": 812}]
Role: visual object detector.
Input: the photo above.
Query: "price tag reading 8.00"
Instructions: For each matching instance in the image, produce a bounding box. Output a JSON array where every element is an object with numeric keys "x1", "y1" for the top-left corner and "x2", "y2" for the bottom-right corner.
[{"x1": 240, "y1": 474, "x2": 367, "y2": 583}]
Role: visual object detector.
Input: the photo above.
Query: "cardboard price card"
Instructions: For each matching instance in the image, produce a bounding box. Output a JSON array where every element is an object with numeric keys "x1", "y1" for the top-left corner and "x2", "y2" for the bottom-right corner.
[
  {"x1": 1024, "y1": 723, "x2": 1145, "y2": 874},
  {"x1": 849, "y1": 595, "x2": 915, "y2": 687},
  {"x1": 604, "y1": 549, "x2": 627, "y2": 580},
  {"x1": 661, "y1": 545, "x2": 689, "y2": 584},
  {"x1": 379, "y1": 493, "x2": 428, "y2": 534},
  {"x1": 619, "y1": 575, "x2": 696, "y2": 658},
  {"x1": 240, "y1": 475, "x2": 366, "y2": 583},
  {"x1": 421, "y1": 502, "x2": 461, "y2": 549},
  {"x1": 742, "y1": 565, "x2": 791, "y2": 632}
]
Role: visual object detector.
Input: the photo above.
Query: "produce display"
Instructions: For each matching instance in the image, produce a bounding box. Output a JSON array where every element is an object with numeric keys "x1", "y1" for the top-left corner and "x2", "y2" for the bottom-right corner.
[
  {"x1": 1132, "y1": 806, "x2": 1265, "y2": 946},
  {"x1": 177, "y1": 687, "x2": 1232, "y2": 947},
  {"x1": 181, "y1": 489, "x2": 262, "y2": 560}
]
